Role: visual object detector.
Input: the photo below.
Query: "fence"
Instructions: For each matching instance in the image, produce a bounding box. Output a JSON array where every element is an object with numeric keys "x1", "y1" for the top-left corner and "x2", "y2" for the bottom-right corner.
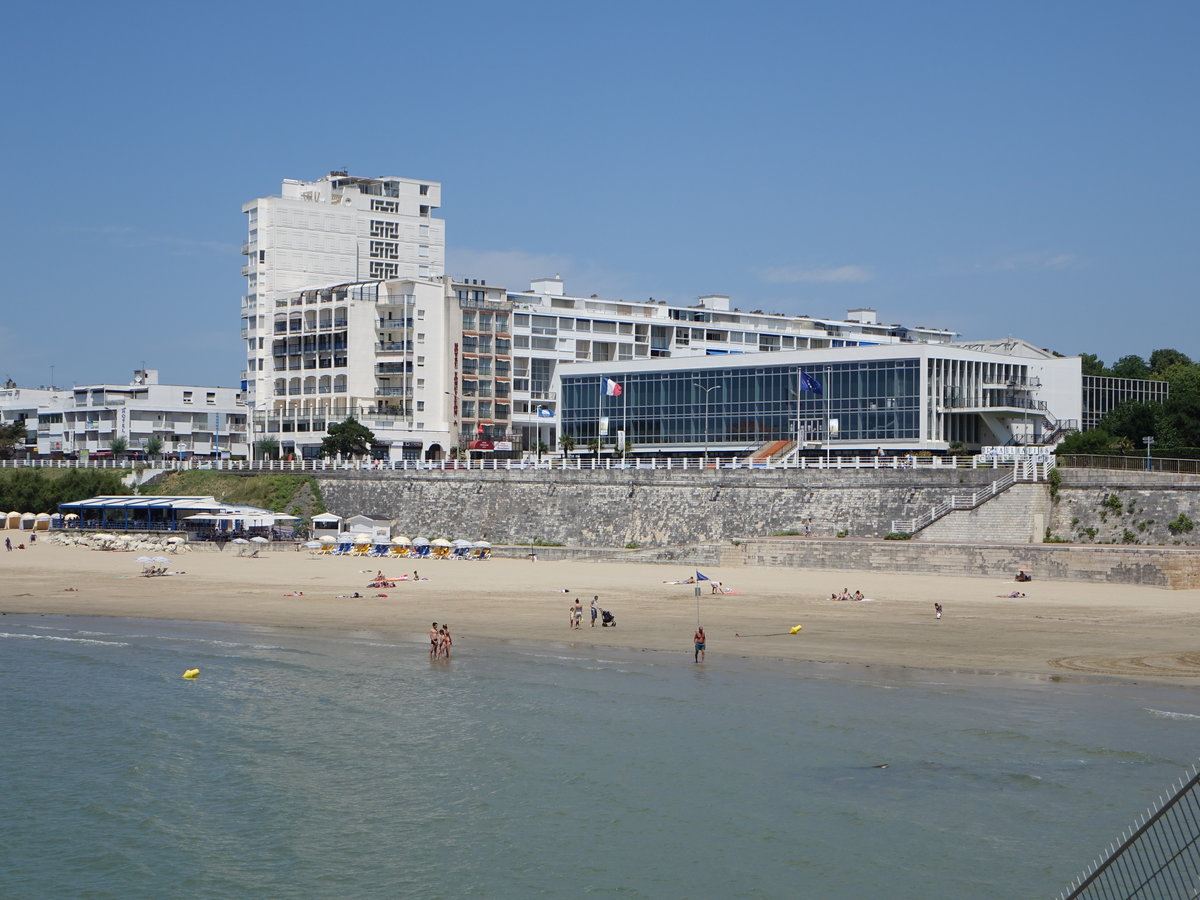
[
  {"x1": 0, "y1": 454, "x2": 1047, "y2": 474},
  {"x1": 1059, "y1": 761, "x2": 1200, "y2": 899}
]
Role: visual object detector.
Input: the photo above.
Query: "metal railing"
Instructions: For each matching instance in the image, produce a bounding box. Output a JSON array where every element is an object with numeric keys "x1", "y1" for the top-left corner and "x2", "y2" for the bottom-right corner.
[
  {"x1": 889, "y1": 458, "x2": 1053, "y2": 534},
  {"x1": 1059, "y1": 761, "x2": 1200, "y2": 899},
  {"x1": 0, "y1": 454, "x2": 1051, "y2": 474}
]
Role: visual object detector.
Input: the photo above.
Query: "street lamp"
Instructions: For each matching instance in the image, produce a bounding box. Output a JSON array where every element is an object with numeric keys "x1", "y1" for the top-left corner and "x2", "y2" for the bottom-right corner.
[
  {"x1": 693, "y1": 382, "x2": 722, "y2": 466},
  {"x1": 1143, "y1": 436, "x2": 1155, "y2": 472}
]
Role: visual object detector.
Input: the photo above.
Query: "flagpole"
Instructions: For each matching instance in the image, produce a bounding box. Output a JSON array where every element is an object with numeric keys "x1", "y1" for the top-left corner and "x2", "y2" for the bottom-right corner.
[
  {"x1": 796, "y1": 366, "x2": 802, "y2": 468},
  {"x1": 824, "y1": 364, "x2": 831, "y2": 466}
]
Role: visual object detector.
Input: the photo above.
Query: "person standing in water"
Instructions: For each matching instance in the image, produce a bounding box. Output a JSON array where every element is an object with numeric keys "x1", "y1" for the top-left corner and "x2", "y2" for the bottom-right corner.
[{"x1": 694, "y1": 626, "x2": 706, "y2": 663}]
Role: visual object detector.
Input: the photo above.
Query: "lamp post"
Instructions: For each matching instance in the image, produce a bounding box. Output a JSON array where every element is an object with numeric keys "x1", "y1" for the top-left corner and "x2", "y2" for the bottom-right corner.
[
  {"x1": 693, "y1": 382, "x2": 722, "y2": 466},
  {"x1": 1143, "y1": 436, "x2": 1155, "y2": 472}
]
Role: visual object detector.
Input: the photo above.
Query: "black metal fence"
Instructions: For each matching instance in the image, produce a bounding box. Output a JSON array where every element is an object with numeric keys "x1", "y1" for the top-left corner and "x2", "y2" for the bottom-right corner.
[{"x1": 1059, "y1": 762, "x2": 1200, "y2": 899}]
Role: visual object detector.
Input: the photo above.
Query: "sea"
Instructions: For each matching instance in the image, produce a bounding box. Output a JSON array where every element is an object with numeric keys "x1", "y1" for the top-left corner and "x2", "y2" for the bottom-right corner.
[{"x1": 2, "y1": 615, "x2": 1198, "y2": 900}]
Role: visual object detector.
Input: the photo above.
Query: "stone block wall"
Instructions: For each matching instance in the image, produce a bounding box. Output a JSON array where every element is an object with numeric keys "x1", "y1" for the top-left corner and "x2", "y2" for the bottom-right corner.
[
  {"x1": 725, "y1": 538, "x2": 1200, "y2": 588},
  {"x1": 315, "y1": 468, "x2": 1003, "y2": 548},
  {"x1": 1047, "y1": 470, "x2": 1200, "y2": 547}
]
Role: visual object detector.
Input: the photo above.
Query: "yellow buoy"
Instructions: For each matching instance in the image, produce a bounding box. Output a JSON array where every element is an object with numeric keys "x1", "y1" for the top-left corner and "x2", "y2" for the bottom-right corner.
[
  {"x1": 182, "y1": 668, "x2": 200, "y2": 679},
  {"x1": 789, "y1": 625, "x2": 803, "y2": 634}
]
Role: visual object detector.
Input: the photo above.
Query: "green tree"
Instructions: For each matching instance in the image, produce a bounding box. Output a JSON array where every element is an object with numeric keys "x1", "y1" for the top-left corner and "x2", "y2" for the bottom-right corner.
[
  {"x1": 558, "y1": 434, "x2": 576, "y2": 455},
  {"x1": 145, "y1": 435, "x2": 164, "y2": 459},
  {"x1": 533, "y1": 441, "x2": 548, "y2": 460},
  {"x1": 1109, "y1": 354, "x2": 1150, "y2": 379},
  {"x1": 256, "y1": 437, "x2": 281, "y2": 460},
  {"x1": 0, "y1": 419, "x2": 27, "y2": 459},
  {"x1": 1056, "y1": 428, "x2": 1118, "y2": 455},
  {"x1": 1150, "y1": 348, "x2": 1192, "y2": 374},
  {"x1": 1079, "y1": 353, "x2": 1106, "y2": 376},
  {"x1": 586, "y1": 438, "x2": 602, "y2": 460},
  {"x1": 320, "y1": 417, "x2": 375, "y2": 458},
  {"x1": 108, "y1": 436, "x2": 129, "y2": 458}
]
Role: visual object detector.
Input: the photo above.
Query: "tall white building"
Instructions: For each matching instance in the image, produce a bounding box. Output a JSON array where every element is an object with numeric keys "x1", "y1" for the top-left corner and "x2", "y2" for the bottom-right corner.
[{"x1": 241, "y1": 172, "x2": 444, "y2": 410}]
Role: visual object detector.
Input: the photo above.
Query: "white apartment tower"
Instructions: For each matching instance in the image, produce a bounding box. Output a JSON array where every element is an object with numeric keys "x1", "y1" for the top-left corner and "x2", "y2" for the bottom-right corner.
[{"x1": 241, "y1": 172, "x2": 445, "y2": 409}]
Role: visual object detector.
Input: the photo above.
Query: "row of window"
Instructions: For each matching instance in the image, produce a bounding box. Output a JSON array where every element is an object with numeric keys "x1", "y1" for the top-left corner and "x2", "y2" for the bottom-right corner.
[{"x1": 560, "y1": 361, "x2": 922, "y2": 444}]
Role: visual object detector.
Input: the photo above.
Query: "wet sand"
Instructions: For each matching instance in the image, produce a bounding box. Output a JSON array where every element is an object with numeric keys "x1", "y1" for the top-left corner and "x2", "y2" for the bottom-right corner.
[{"x1": 6, "y1": 541, "x2": 1200, "y2": 684}]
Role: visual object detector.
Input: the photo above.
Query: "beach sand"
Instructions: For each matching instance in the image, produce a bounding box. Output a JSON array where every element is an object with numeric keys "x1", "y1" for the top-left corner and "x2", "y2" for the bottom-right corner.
[{"x1": 6, "y1": 541, "x2": 1200, "y2": 684}]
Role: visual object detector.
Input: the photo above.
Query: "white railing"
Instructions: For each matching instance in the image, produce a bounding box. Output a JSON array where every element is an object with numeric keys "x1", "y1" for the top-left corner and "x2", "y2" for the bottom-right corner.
[
  {"x1": 0, "y1": 454, "x2": 1050, "y2": 475},
  {"x1": 890, "y1": 458, "x2": 1054, "y2": 534}
]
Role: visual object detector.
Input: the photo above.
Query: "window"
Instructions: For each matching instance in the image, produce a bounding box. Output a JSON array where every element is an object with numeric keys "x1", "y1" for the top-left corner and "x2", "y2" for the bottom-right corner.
[
  {"x1": 369, "y1": 261, "x2": 398, "y2": 279},
  {"x1": 462, "y1": 311, "x2": 476, "y2": 330},
  {"x1": 370, "y1": 220, "x2": 399, "y2": 239},
  {"x1": 370, "y1": 199, "x2": 399, "y2": 213},
  {"x1": 419, "y1": 184, "x2": 429, "y2": 196},
  {"x1": 369, "y1": 240, "x2": 398, "y2": 260},
  {"x1": 183, "y1": 391, "x2": 193, "y2": 404},
  {"x1": 416, "y1": 401, "x2": 424, "y2": 411},
  {"x1": 418, "y1": 245, "x2": 429, "y2": 258},
  {"x1": 206, "y1": 392, "x2": 216, "y2": 405}
]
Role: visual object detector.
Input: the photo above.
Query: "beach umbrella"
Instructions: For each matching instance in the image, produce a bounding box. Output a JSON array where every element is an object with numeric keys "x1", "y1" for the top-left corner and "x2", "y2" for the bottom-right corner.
[
  {"x1": 152, "y1": 556, "x2": 171, "y2": 563},
  {"x1": 431, "y1": 538, "x2": 452, "y2": 547},
  {"x1": 473, "y1": 540, "x2": 491, "y2": 548},
  {"x1": 353, "y1": 532, "x2": 372, "y2": 544},
  {"x1": 303, "y1": 540, "x2": 322, "y2": 549},
  {"x1": 318, "y1": 535, "x2": 337, "y2": 545},
  {"x1": 412, "y1": 537, "x2": 430, "y2": 546},
  {"x1": 250, "y1": 536, "x2": 270, "y2": 544},
  {"x1": 373, "y1": 534, "x2": 391, "y2": 544},
  {"x1": 451, "y1": 539, "x2": 472, "y2": 548},
  {"x1": 231, "y1": 537, "x2": 250, "y2": 544},
  {"x1": 136, "y1": 556, "x2": 153, "y2": 562},
  {"x1": 392, "y1": 536, "x2": 411, "y2": 545}
]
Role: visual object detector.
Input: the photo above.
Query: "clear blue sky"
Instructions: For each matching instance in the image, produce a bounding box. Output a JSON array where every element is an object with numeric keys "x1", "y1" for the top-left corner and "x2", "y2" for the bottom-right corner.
[{"x1": 2, "y1": 0, "x2": 1196, "y2": 388}]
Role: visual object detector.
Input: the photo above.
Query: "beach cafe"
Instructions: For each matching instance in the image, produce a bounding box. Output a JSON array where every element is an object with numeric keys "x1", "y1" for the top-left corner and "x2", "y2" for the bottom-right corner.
[{"x1": 58, "y1": 496, "x2": 296, "y2": 539}]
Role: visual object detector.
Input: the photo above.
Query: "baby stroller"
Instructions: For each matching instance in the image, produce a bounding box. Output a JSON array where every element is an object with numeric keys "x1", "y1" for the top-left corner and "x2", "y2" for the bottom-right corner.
[{"x1": 601, "y1": 608, "x2": 616, "y2": 627}]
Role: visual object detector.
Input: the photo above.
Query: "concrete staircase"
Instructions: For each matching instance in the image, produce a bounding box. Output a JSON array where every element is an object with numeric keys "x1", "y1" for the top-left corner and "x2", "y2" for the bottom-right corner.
[
  {"x1": 746, "y1": 440, "x2": 795, "y2": 465},
  {"x1": 911, "y1": 482, "x2": 1052, "y2": 543}
]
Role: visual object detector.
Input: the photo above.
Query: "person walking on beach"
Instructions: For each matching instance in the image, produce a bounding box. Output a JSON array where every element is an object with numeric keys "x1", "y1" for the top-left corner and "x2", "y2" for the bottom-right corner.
[
  {"x1": 5, "y1": 537, "x2": 10, "y2": 551},
  {"x1": 694, "y1": 626, "x2": 706, "y2": 663},
  {"x1": 934, "y1": 603, "x2": 943, "y2": 620},
  {"x1": 430, "y1": 622, "x2": 440, "y2": 658},
  {"x1": 590, "y1": 596, "x2": 599, "y2": 628},
  {"x1": 570, "y1": 598, "x2": 583, "y2": 629}
]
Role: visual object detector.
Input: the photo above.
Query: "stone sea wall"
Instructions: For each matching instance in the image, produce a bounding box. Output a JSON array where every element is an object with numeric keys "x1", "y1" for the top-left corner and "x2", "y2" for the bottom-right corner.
[{"x1": 315, "y1": 467, "x2": 1004, "y2": 547}]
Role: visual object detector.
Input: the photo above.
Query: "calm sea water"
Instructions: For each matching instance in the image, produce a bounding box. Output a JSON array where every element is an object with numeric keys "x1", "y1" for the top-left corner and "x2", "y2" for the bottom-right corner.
[{"x1": 2, "y1": 615, "x2": 1198, "y2": 899}]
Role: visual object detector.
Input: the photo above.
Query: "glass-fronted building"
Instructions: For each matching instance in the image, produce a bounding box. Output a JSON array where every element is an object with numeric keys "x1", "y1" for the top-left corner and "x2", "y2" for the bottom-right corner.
[{"x1": 558, "y1": 342, "x2": 1085, "y2": 456}]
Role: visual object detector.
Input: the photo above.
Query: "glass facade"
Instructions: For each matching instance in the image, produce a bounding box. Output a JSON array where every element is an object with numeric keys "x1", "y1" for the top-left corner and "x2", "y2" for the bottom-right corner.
[{"x1": 561, "y1": 360, "x2": 920, "y2": 447}]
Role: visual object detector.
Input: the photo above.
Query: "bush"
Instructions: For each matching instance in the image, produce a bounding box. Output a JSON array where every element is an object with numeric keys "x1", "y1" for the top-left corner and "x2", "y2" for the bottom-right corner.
[
  {"x1": 1168, "y1": 513, "x2": 1195, "y2": 535},
  {"x1": 1101, "y1": 493, "x2": 1123, "y2": 513},
  {"x1": 884, "y1": 532, "x2": 912, "y2": 540}
]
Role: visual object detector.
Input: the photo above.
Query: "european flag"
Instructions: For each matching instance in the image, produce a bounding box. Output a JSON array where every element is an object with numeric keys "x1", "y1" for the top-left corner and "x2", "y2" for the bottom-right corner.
[{"x1": 800, "y1": 371, "x2": 823, "y2": 396}]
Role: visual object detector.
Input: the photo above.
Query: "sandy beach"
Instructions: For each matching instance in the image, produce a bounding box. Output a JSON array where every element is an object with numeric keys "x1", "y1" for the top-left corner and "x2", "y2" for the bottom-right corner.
[{"x1": 6, "y1": 541, "x2": 1200, "y2": 684}]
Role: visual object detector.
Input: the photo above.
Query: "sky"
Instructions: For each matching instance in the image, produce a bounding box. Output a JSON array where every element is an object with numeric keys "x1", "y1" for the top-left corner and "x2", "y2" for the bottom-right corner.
[{"x1": 1, "y1": 0, "x2": 1196, "y2": 389}]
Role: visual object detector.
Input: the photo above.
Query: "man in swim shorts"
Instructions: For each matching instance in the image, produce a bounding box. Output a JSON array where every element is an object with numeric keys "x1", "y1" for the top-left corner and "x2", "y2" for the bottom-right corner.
[
  {"x1": 430, "y1": 622, "x2": 439, "y2": 658},
  {"x1": 694, "y1": 626, "x2": 706, "y2": 663},
  {"x1": 590, "y1": 596, "x2": 599, "y2": 627}
]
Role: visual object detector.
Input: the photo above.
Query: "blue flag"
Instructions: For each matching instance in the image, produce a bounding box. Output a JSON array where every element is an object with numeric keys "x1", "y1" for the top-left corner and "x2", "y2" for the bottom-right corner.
[
  {"x1": 695, "y1": 570, "x2": 711, "y2": 581},
  {"x1": 800, "y1": 371, "x2": 823, "y2": 396}
]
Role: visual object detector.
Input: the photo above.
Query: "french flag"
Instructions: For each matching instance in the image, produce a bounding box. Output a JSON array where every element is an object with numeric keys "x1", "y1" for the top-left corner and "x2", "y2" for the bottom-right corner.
[{"x1": 604, "y1": 377, "x2": 623, "y2": 397}]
